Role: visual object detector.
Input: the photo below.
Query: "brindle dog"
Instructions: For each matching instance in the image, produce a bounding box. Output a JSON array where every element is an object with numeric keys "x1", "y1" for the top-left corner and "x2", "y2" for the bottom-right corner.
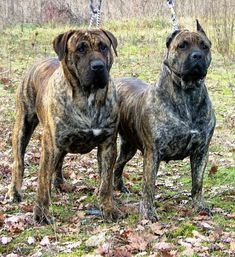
[
  {"x1": 113, "y1": 20, "x2": 216, "y2": 221},
  {"x1": 6, "y1": 29, "x2": 119, "y2": 224}
]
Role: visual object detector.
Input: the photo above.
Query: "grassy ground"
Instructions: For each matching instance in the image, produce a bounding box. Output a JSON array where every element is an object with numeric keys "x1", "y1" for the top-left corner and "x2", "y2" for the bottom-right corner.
[{"x1": 0, "y1": 19, "x2": 234, "y2": 257}]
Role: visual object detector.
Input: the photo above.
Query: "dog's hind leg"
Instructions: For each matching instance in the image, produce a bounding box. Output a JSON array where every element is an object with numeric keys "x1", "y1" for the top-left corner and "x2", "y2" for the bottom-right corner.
[
  {"x1": 53, "y1": 152, "x2": 68, "y2": 192},
  {"x1": 6, "y1": 101, "x2": 39, "y2": 202},
  {"x1": 113, "y1": 136, "x2": 137, "y2": 193},
  {"x1": 34, "y1": 130, "x2": 58, "y2": 224}
]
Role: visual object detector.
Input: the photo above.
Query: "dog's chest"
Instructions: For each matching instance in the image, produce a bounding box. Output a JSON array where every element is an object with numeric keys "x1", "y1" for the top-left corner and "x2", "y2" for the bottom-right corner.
[
  {"x1": 55, "y1": 97, "x2": 116, "y2": 154},
  {"x1": 157, "y1": 124, "x2": 203, "y2": 160},
  {"x1": 154, "y1": 91, "x2": 214, "y2": 160}
]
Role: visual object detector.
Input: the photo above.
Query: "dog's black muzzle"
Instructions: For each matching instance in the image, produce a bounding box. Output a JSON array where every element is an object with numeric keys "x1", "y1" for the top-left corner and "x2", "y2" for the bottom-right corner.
[
  {"x1": 90, "y1": 60, "x2": 109, "y2": 89},
  {"x1": 183, "y1": 51, "x2": 208, "y2": 82}
]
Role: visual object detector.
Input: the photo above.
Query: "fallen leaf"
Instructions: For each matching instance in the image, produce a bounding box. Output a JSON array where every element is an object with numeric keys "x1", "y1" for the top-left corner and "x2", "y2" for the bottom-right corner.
[
  {"x1": 149, "y1": 222, "x2": 164, "y2": 235},
  {"x1": 209, "y1": 244, "x2": 221, "y2": 251},
  {"x1": 221, "y1": 232, "x2": 233, "y2": 243},
  {"x1": 185, "y1": 237, "x2": 201, "y2": 245},
  {"x1": 40, "y1": 236, "x2": 50, "y2": 246},
  {"x1": 1, "y1": 236, "x2": 12, "y2": 245},
  {"x1": 120, "y1": 228, "x2": 133, "y2": 239},
  {"x1": 6, "y1": 254, "x2": 19, "y2": 257},
  {"x1": 209, "y1": 162, "x2": 218, "y2": 176},
  {"x1": 112, "y1": 246, "x2": 132, "y2": 257},
  {"x1": 200, "y1": 221, "x2": 214, "y2": 231},
  {"x1": 19, "y1": 202, "x2": 34, "y2": 213},
  {"x1": 27, "y1": 236, "x2": 35, "y2": 245},
  {"x1": 181, "y1": 248, "x2": 195, "y2": 256},
  {"x1": 128, "y1": 234, "x2": 148, "y2": 251},
  {"x1": 97, "y1": 242, "x2": 111, "y2": 256},
  {"x1": 76, "y1": 195, "x2": 88, "y2": 203},
  {"x1": 226, "y1": 213, "x2": 235, "y2": 219},
  {"x1": 140, "y1": 219, "x2": 149, "y2": 225},
  {"x1": 31, "y1": 251, "x2": 43, "y2": 257},
  {"x1": 0, "y1": 213, "x2": 5, "y2": 226},
  {"x1": 230, "y1": 240, "x2": 235, "y2": 252},
  {"x1": 154, "y1": 242, "x2": 173, "y2": 252},
  {"x1": 0, "y1": 77, "x2": 10, "y2": 85},
  {"x1": 136, "y1": 224, "x2": 145, "y2": 231},
  {"x1": 86, "y1": 232, "x2": 106, "y2": 247},
  {"x1": 192, "y1": 230, "x2": 208, "y2": 241},
  {"x1": 178, "y1": 239, "x2": 192, "y2": 248},
  {"x1": 4, "y1": 214, "x2": 32, "y2": 234}
]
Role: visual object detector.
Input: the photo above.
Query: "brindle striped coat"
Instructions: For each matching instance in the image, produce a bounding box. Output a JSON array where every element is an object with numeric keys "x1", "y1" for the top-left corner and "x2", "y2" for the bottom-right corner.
[
  {"x1": 6, "y1": 29, "x2": 120, "y2": 224},
  {"x1": 114, "y1": 21, "x2": 216, "y2": 221}
]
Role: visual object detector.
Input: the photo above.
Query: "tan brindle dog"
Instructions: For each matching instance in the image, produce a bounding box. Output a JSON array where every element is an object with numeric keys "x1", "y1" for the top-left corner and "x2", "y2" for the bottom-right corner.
[{"x1": 6, "y1": 29, "x2": 120, "y2": 224}]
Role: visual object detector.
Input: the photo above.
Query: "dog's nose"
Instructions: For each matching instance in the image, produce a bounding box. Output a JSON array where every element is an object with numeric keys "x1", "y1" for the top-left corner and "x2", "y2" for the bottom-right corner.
[
  {"x1": 191, "y1": 52, "x2": 203, "y2": 60},
  {"x1": 90, "y1": 60, "x2": 105, "y2": 72}
]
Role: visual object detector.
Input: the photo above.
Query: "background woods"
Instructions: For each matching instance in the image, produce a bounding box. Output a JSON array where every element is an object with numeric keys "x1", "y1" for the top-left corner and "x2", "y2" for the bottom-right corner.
[{"x1": 0, "y1": 0, "x2": 235, "y2": 56}]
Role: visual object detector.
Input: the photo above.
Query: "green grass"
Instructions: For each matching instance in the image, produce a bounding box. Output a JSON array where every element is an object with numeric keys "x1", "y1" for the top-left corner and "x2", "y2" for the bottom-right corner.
[{"x1": 168, "y1": 223, "x2": 198, "y2": 238}]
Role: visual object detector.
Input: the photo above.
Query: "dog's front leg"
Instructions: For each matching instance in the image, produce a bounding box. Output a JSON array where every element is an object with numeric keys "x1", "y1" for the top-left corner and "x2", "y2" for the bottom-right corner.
[
  {"x1": 140, "y1": 149, "x2": 159, "y2": 222},
  {"x1": 190, "y1": 149, "x2": 211, "y2": 214},
  {"x1": 97, "y1": 135, "x2": 120, "y2": 221},
  {"x1": 34, "y1": 129, "x2": 58, "y2": 224}
]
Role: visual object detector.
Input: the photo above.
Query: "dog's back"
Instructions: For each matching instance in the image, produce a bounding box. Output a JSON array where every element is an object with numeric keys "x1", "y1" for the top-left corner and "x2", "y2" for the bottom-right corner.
[
  {"x1": 115, "y1": 77, "x2": 149, "y2": 150},
  {"x1": 18, "y1": 58, "x2": 59, "y2": 109}
]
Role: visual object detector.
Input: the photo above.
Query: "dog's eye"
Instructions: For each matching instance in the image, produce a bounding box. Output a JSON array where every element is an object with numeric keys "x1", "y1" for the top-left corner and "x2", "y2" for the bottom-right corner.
[
  {"x1": 201, "y1": 42, "x2": 209, "y2": 50},
  {"x1": 77, "y1": 43, "x2": 87, "y2": 53},
  {"x1": 100, "y1": 44, "x2": 108, "y2": 53},
  {"x1": 178, "y1": 41, "x2": 188, "y2": 49}
]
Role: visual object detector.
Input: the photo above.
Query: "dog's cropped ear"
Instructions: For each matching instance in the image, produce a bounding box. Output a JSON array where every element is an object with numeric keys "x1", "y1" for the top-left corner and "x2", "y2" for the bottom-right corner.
[
  {"x1": 196, "y1": 19, "x2": 212, "y2": 46},
  {"x1": 53, "y1": 30, "x2": 76, "y2": 61},
  {"x1": 100, "y1": 29, "x2": 118, "y2": 56},
  {"x1": 196, "y1": 19, "x2": 207, "y2": 35},
  {"x1": 166, "y1": 30, "x2": 180, "y2": 48}
]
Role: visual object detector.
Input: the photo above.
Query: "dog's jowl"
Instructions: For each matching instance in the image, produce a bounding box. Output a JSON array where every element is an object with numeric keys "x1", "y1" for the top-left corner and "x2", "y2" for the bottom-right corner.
[
  {"x1": 6, "y1": 29, "x2": 119, "y2": 224},
  {"x1": 114, "y1": 20, "x2": 216, "y2": 221}
]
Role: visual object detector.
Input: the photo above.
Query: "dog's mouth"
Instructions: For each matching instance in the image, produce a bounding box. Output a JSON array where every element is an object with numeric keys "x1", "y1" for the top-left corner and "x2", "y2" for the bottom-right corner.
[
  {"x1": 82, "y1": 70, "x2": 109, "y2": 90},
  {"x1": 182, "y1": 62, "x2": 207, "y2": 82},
  {"x1": 92, "y1": 71, "x2": 109, "y2": 89}
]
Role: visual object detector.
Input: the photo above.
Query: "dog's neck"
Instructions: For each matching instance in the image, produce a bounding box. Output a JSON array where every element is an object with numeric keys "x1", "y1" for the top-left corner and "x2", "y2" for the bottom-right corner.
[
  {"x1": 154, "y1": 64, "x2": 210, "y2": 121},
  {"x1": 155, "y1": 63, "x2": 208, "y2": 110},
  {"x1": 158, "y1": 63, "x2": 204, "y2": 91}
]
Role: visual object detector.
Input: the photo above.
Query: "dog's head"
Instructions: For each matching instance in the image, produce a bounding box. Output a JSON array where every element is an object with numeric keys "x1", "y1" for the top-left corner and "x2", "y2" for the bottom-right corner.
[
  {"x1": 53, "y1": 29, "x2": 118, "y2": 90},
  {"x1": 164, "y1": 20, "x2": 211, "y2": 82}
]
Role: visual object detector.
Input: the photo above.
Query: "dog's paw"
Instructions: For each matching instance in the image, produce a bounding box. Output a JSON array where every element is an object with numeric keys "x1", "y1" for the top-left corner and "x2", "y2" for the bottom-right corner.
[
  {"x1": 33, "y1": 205, "x2": 54, "y2": 225},
  {"x1": 194, "y1": 203, "x2": 212, "y2": 216},
  {"x1": 113, "y1": 178, "x2": 130, "y2": 194},
  {"x1": 114, "y1": 185, "x2": 130, "y2": 194},
  {"x1": 5, "y1": 188, "x2": 22, "y2": 203},
  {"x1": 54, "y1": 181, "x2": 76, "y2": 193},
  {"x1": 192, "y1": 198, "x2": 212, "y2": 216},
  {"x1": 139, "y1": 201, "x2": 158, "y2": 222},
  {"x1": 102, "y1": 206, "x2": 124, "y2": 222}
]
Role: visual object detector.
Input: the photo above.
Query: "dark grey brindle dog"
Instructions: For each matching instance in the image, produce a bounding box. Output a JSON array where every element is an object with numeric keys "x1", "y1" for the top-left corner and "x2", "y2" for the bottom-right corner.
[{"x1": 113, "y1": 20, "x2": 216, "y2": 221}]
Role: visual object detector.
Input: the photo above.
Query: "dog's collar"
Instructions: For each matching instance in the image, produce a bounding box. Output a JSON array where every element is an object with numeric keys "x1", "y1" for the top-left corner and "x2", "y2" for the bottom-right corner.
[
  {"x1": 163, "y1": 62, "x2": 182, "y2": 84},
  {"x1": 163, "y1": 61, "x2": 182, "y2": 78},
  {"x1": 163, "y1": 62, "x2": 204, "y2": 89}
]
